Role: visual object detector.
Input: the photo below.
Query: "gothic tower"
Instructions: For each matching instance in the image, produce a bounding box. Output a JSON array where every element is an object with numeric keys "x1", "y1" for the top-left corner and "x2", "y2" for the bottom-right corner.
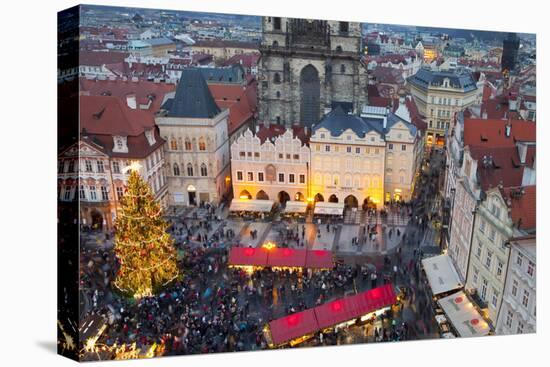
[{"x1": 258, "y1": 17, "x2": 368, "y2": 128}]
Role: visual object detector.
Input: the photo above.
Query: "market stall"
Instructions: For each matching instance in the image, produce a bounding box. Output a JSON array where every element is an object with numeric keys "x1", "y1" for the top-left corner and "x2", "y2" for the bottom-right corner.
[
  {"x1": 437, "y1": 290, "x2": 491, "y2": 338},
  {"x1": 281, "y1": 201, "x2": 308, "y2": 222},
  {"x1": 267, "y1": 247, "x2": 307, "y2": 269},
  {"x1": 421, "y1": 254, "x2": 463, "y2": 297},
  {"x1": 229, "y1": 199, "x2": 275, "y2": 220},
  {"x1": 265, "y1": 309, "x2": 319, "y2": 347},
  {"x1": 227, "y1": 247, "x2": 269, "y2": 270},
  {"x1": 305, "y1": 249, "x2": 334, "y2": 269}
]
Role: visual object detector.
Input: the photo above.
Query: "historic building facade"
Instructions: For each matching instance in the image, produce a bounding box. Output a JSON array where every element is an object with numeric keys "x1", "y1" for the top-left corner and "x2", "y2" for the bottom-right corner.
[
  {"x1": 408, "y1": 67, "x2": 479, "y2": 146},
  {"x1": 230, "y1": 126, "x2": 310, "y2": 203},
  {"x1": 156, "y1": 69, "x2": 231, "y2": 206},
  {"x1": 309, "y1": 103, "x2": 420, "y2": 208},
  {"x1": 58, "y1": 95, "x2": 167, "y2": 232},
  {"x1": 258, "y1": 17, "x2": 368, "y2": 128}
]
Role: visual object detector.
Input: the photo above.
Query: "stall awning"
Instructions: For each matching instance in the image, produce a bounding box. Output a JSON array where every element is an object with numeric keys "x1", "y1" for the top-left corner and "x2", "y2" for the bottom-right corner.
[
  {"x1": 437, "y1": 291, "x2": 491, "y2": 338},
  {"x1": 305, "y1": 250, "x2": 334, "y2": 269},
  {"x1": 314, "y1": 284, "x2": 396, "y2": 329},
  {"x1": 228, "y1": 247, "x2": 269, "y2": 267},
  {"x1": 283, "y1": 201, "x2": 308, "y2": 213},
  {"x1": 229, "y1": 199, "x2": 274, "y2": 212},
  {"x1": 421, "y1": 254, "x2": 463, "y2": 296},
  {"x1": 268, "y1": 309, "x2": 319, "y2": 346},
  {"x1": 314, "y1": 202, "x2": 345, "y2": 215},
  {"x1": 267, "y1": 248, "x2": 307, "y2": 268}
]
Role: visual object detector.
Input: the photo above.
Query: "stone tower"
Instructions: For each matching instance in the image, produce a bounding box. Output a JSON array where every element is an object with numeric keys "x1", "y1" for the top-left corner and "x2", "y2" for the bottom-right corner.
[{"x1": 258, "y1": 17, "x2": 368, "y2": 128}]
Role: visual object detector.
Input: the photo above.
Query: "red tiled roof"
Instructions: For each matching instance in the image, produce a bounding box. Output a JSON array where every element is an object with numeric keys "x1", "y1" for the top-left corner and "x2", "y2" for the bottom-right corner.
[
  {"x1": 500, "y1": 186, "x2": 536, "y2": 230},
  {"x1": 464, "y1": 119, "x2": 536, "y2": 148},
  {"x1": 208, "y1": 82, "x2": 258, "y2": 134},
  {"x1": 255, "y1": 124, "x2": 309, "y2": 145},
  {"x1": 193, "y1": 40, "x2": 259, "y2": 49},
  {"x1": 80, "y1": 77, "x2": 176, "y2": 113},
  {"x1": 79, "y1": 51, "x2": 129, "y2": 66},
  {"x1": 372, "y1": 66, "x2": 405, "y2": 85},
  {"x1": 405, "y1": 96, "x2": 427, "y2": 132},
  {"x1": 222, "y1": 53, "x2": 261, "y2": 70},
  {"x1": 468, "y1": 146, "x2": 525, "y2": 191}
]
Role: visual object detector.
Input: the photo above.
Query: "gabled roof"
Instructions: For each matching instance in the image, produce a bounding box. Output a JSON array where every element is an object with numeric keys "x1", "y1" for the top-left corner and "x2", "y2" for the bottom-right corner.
[
  {"x1": 166, "y1": 69, "x2": 221, "y2": 118},
  {"x1": 500, "y1": 186, "x2": 536, "y2": 231},
  {"x1": 314, "y1": 106, "x2": 381, "y2": 138},
  {"x1": 79, "y1": 51, "x2": 129, "y2": 66},
  {"x1": 464, "y1": 119, "x2": 536, "y2": 148}
]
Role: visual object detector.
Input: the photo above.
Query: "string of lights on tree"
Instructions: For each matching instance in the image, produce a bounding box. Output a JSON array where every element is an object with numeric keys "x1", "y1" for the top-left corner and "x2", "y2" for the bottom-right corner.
[{"x1": 113, "y1": 161, "x2": 179, "y2": 299}]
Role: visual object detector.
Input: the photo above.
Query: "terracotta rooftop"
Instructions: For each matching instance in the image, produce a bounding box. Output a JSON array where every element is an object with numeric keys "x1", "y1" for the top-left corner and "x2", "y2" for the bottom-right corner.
[
  {"x1": 464, "y1": 119, "x2": 536, "y2": 148},
  {"x1": 500, "y1": 186, "x2": 536, "y2": 231},
  {"x1": 79, "y1": 51, "x2": 129, "y2": 66},
  {"x1": 468, "y1": 146, "x2": 525, "y2": 191}
]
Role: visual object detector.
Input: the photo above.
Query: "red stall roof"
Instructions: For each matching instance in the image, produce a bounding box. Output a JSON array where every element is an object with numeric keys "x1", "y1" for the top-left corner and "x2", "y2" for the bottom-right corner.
[
  {"x1": 228, "y1": 247, "x2": 268, "y2": 267},
  {"x1": 268, "y1": 309, "x2": 319, "y2": 346},
  {"x1": 305, "y1": 250, "x2": 334, "y2": 269},
  {"x1": 314, "y1": 284, "x2": 396, "y2": 329},
  {"x1": 267, "y1": 248, "x2": 307, "y2": 268}
]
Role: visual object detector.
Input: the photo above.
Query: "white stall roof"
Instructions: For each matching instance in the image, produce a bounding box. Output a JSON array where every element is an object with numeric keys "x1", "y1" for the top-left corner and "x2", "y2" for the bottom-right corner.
[
  {"x1": 421, "y1": 254, "x2": 463, "y2": 296},
  {"x1": 314, "y1": 202, "x2": 345, "y2": 215},
  {"x1": 229, "y1": 199, "x2": 274, "y2": 213},
  {"x1": 283, "y1": 201, "x2": 308, "y2": 213},
  {"x1": 437, "y1": 291, "x2": 491, "y2": 338}
]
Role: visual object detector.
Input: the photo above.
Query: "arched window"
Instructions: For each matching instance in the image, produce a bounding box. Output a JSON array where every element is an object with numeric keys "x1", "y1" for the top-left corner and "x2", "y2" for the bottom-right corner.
[
  {"x1": 276, "y1": 91, "x2": 281, "y2": 98},
  {"x1": 335, "y1": 45, "x2": 343, "y2": 53},
  {"x1": 187, "y1": 163, "x2": 194, "y2": 176},
  {"x1": 173, "y1": 163, "x2": 180, "y2": 176},
  {"x1": 340, "y1": 64, "x2": 346, "y2": 73},
  {"x1": 273, "y1": 72, "x2": 281, "y2": 84},
  {"x1": 272, "y1": 40, "x2": 279, "y2": 47},
  {"x1": 198, "y1": 137, "x2": 206, "y2": 151},
  {"x1": 170, "y1": 137, "x2": 177, "y2": 150},
  {"x1": 200, "y1": 163, "x2": 208, "y2": 177},
  {"x1": 184, "y1": 138, "x2": 192, "y2": 151}
]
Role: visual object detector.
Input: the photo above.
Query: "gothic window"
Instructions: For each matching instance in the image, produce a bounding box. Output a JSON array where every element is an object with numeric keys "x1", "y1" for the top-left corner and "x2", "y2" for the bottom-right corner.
[
  {"x1": 300, "y1": 65, "x2": 320, "y2": 127},
  {"x1": 273, "y1": 72, "x2": 281, "y2": 84},
  {"x1": 184, "y1": 138, "x2": 192, "y2": 151},
  {"x1": 173, "y1": 163, "x2": 180, "y2": 176},
  {"x1": 187, "y1": 163, "x2": 194, "y2": 176},
  {"x1": 339, "y1": 21, "x2": 349, "y2": 33},
  {"x1": 200, "y1": 163, "x2": 208, "y2": 177},
  {"x1": 170, "y1": 138, "x2": 178, "y2": 150},
  {"x1": 274, "y1": 17, "x2": 281, "y2": 30},
  {"x1": 276, "y1": 91, "x2": 281, "y2": 98}
]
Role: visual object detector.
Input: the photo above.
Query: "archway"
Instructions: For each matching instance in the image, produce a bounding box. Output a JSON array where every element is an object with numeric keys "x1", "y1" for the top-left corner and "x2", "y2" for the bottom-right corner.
[
  {"x1": 328, "y1": 194, "x2": 339, "y2": 203},
  {"x1": 91, "y1": 209, "x2": 103, "y2": 231},
  {"x1": 314, "y1": 193, "x2": 324, "y2": 202},
  {"x1": 300, "y1": 64, "x2": 320, "y2": 128},
  {"x1": 344, "y1": 195, "x2": 358, "y2": 208},
  {"x1": 278, "y1": 191, "x2": 291, "y2": 205},
  {"x1": 239, "y1": 190, "x2": 252, "y2": 200},
  {"x1": 294, "y1": 192, "x2": 305, "y2": 201},
  {"x1": 256, "y1": 190, "x2": 269, "y2": 200},
  {"x1": 188, "y1": 184, "x2": 197, "y2": 205}
]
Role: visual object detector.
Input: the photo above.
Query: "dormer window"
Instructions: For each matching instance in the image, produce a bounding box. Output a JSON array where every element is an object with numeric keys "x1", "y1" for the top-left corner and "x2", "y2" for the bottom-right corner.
[
  {"x1": 113, "y1": 136, "x2": 128, "y2": 153},
  {"x1": 145, "y1": 129, "x2": 156, "y2": 146}
]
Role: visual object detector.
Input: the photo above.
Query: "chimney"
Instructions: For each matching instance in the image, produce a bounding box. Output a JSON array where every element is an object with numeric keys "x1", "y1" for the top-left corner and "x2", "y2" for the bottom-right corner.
[
  {"x1": 505, "y1": 122, "x2": 512, "y2": 137},
  {"x1": 255, "y1": 124, "x2": 260, "y2": 133},
  {"x1": 517, "y1": 142, "x2": 527, "y2": 164},
  {"x1": 126, "y1": 94, "x2": 137, "y2": 109}
]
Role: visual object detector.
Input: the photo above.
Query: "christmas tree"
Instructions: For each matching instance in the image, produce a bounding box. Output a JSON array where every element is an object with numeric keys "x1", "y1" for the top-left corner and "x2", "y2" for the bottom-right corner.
[{"x1": 113, "y1": 162, "x2": 178, "y2": 298}]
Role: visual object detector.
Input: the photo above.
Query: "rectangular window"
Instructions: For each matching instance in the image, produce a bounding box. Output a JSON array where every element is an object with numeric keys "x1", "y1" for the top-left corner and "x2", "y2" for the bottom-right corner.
[
  {"x1": 97, "y1": 160, "x2": 104, "y2": 173},
  {"x1": 101, "y1": 186, "x2": 109, "y2": 201},
  {"x1": 481, "y1": 279, "x2": 488, "y2": 301},
  {"x1": 476, "y1": 243, "x2": 482, "y2": 258},
  {"x1": 286, "y1": 153, "x2": 291, "y2": 159},
  {"x1": 516, "y1": 253, "x2": 523, "y2": 266},
  {"x1": 293, "y1": 154, "x2": 299, "y2": 160},
  {"x1": 68, "y1": 160, "x2": 75, "y2": 173},
  {"x1": 254, "y1": 152, "x2": 260, "y2": 158},
  {"x1": 247, "y1": 152, "x2": 252, "y2": 157},
  {"x1": 299, "y1": 174, "x2": 305, "y2": 184},
  {"x1": 497, "y1": 261, "x2": 503, "y2": 277},
  {"x1": 89, "y1": 186, "x2": 97, "y2": 200},
  {"x1": 239, "y1": 151, "x2": 245, "y2": 157},
  {"x1": 236, "y1": 171, "x2": 243, "y2": 181},
  {"x1": 491, "y1": 290, "x2": 499, "y2": 308},
  {"x1": 489, "y1": 228, "x2": 496, "y2": 242},
  {"x1": 355, "y1": 147, "x2": 360, "y2": 154},
  {"x1": 58, "y1": 160, "x2": 65, "y2": 173},
  {"x1": 511, "y1": 279, "x2": 518, "y2": 297},
  {"x1": 247, "y1": 172, "x2": 254, "y2": 181},
  {"x1": 325, "y1": 145, "x2": 331, "y2": 152},
  {"x1": 485, "y1": 251, "x2": 493, "y2": 269},
  {"x1": 278, "y1": 173, "x2": 284, "y2": 183},
  {"x1": 278, "y1": 153, "x2": 284, "y2": 159},
  {"x1": 112, "y1": 161, "x2": 120, "y2": 174},
  {"x1": 64, "y1": 186, "x2": 71, "y2": 201},
  {"x1": 472, "y1": 267, "x2": 479, "y2": 285},
  {"x1": 517, "y1": 322, "x2": 524, "y2": 334},
  {"x1": 401, "y1": 145, "x2": 406, "y2": 151},
  {"x1": 522, "y1": 290, "x2": 529, "y2": 307},
  {"x1": 85, "y1": 160, "x2": 93, "y2": 172},
  {"x1": 479, "y1": 220, "x2": 486, "y2": 233},
  {"x1": 116, "y1": 187, "x2": 124, "y2": 200},
  {"x1": 505, "y1": 310, "x2": 513, "y2": 328},
  {"x1": 258, "y1": 172, "x2": 264, "y2": 182},
  {"x1": 289, "y1": 174, "x2": 295, "y2": 183},
  {"x1": 527, "y1": 261, "x2": 535, "y2": 277},
  {"x1": 346, "y1": 146, "x2": 352, "y2": 153},
  {"x1": 79, "y1": 185, "x2": 86, "y2": 200},
  {"x1": 388, "y1": 143, "x2": 393, "y2": 150}
]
